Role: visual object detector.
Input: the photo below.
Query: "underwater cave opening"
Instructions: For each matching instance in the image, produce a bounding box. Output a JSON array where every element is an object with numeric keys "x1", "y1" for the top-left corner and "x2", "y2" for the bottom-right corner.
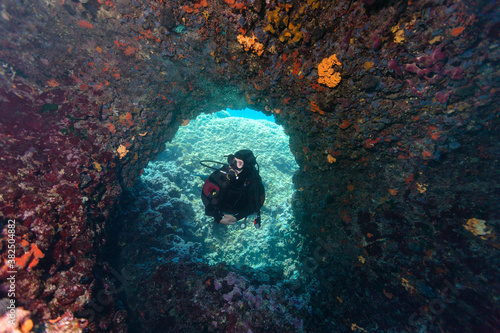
[
  {"x1": 224, "y1": 107, "x2": 276, "y2": 122},
  {"x1": 120, "y1": 109, "x2": 303, "y2": 275},
  {"x1": 105, "y1": 109, "x2": 309, "y2": 332}
]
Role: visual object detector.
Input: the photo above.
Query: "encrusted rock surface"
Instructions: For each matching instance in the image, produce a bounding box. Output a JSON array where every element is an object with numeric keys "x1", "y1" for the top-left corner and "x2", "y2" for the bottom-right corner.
[{"x1": 0, "y1": 0, "x2": 498, "y2": 331}]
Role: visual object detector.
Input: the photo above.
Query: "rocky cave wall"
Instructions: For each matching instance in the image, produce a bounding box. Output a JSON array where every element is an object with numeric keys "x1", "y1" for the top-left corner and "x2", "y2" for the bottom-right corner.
[{"x1": 0, "y1": 0, "x2": 498, "y2": 332}]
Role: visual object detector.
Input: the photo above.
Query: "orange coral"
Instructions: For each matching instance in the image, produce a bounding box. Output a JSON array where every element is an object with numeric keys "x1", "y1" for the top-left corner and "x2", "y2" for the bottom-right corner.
[
  {"x1": 118, "y1": 112, "x2": 133, "y2": 127},
  {"x1": 422, "y1": 150, "x2": 432, "y2": 158},
  {"x1": 78, "y1": 20, "x2": 93, "y2": 29},
  {"x1": 291, "y1": 58, "x2": 301, "y2": 75},
  {"x1": 14, "y1": 243, "x2": 44, "y2": 269},
  {"x1": 47, "y1": 79, "x2": 60, "y2": 87},
  {"x1": 310, "y1": 101, "x2": 324, "y2": 114},
  {"x1": 117, "y1": 144, "x2": 129, "y2": 159},
  {"x1": 183, "y1": 5, "x2": 196, "y2": 13},
  {"x1": 237, "y1": 34, "x2": 264, "y2": 56},
  {"x1": 124, "y1": 46, "x2": 135, "y2": 56},
  {"x1": 21, "y1": 319, "x2": 33, "y2": 332},
  {"x1": 0, "y1": 307, "x2": 32, "y2": 333},
  {"x1": 286, "y1": 22, "x2": 303, "y2": 44},
  {"x1": 265, "y1": 3, "x2": 303, "y2": 44},
  {"x1": 107, "y1": 123, "x2": 116, "y2": 133},
  {"x1": 451, "y1": 26, "x2": 465, "y2": 36},
  {"x1": 31, "y1": 244, "x2": 45, "y2": 259},
  {"x1": 339, "y1": 120, "x2": 350, "y2": 129},
  {"x1": 225, "y1": 0, "x2": 245, "y2": 11},
  {"x1": 318, "y1": 54, "x2": 342, "y2": 88},
  {"x1": 194, "y1": 0, "x2": 208, "y2": 9},
  {"x1": 15, "y1": 252, "x2": 32, "y2": 269},
  {"x1": 363, "y1": 137, "x2": 380, "y2": 148}
]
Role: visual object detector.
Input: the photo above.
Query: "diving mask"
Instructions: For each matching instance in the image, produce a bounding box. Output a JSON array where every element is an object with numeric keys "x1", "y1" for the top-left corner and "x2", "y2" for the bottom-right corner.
[
  {"x1": 227, "y1": 157, "x2": 244, "y2": 181},
  {"x1": 230, "y1": 157, "x2": 244, "y2": 171}
]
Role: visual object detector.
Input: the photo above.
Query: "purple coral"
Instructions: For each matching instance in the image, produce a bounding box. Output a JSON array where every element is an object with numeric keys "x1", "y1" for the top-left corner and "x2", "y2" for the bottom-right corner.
[
  {"x1": 424, "y1": 74, "x2": 443, "y2": 84},
  {"x1": 223, "y1": 286, "x2": 241, "y2": 304},
  {"x1": 388, "y1": 59, "x2": 402, "y2": 75},
  {"x1": 372, "y1": 34, "x2": 382, "y2": 50},
  {"x1": 445, "y1": 67, "x2": 465, "y2": 80},
  {"x1": 405, "y1": 63, "x2": 432, "y2": 77},
  {"x1": 435, "y1": 91, "x2": 452, "y2": 104},
  {"x1": 415, "y1": 47, "x2": 447, "y2": 67},
  {"x1": 225, "y1": 272, "x2": 237, "y2": 286},
  {"x1": 214, "y1": 279, "x2": 222, "y2": 291}
]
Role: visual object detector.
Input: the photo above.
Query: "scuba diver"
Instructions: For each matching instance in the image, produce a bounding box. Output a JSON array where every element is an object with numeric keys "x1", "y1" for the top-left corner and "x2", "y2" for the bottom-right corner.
[{"x1": 201, "y1": 150, "x2": 265, "y2": 229}]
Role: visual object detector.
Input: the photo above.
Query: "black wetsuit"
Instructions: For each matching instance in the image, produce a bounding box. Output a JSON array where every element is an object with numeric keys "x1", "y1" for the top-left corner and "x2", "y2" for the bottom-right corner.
[{"x1": 201, "y1": 165, "x2": 265, "y2": 223}]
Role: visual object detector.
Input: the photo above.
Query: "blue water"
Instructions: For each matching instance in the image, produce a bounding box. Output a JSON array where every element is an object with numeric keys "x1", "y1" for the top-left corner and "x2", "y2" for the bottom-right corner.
[{"x1": 225, "y1": 108, "x2": 275, "y2": 122}]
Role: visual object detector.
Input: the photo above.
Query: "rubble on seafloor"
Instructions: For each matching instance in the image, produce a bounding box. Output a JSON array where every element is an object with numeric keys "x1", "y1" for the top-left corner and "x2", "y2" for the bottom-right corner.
[{"x1": 0, "y1": 0, "x2": 498, "y2": 332}]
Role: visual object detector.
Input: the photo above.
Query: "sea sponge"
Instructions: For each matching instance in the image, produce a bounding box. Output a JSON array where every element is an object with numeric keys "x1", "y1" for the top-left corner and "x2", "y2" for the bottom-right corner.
[
  {"x1": 237, "y1": 34, "x2": 264, "y2": 56},
  {"x1": 288, "y1": 22, "x2": 303, "y2": 43},
  {"x1": 318, "y1": 54, "x2": 342, "y2": 88},
  {"x1": 21, "y1": 319, "x2": 33, "y2": 332},
  {"x1": 464, "y1": 218, "x2": 492, "y2": 238},
  {"x1": 117, "y1": 144, "x2": 129, "y2": 159},
  {"x1": 264, "y1": 3, "x2": 304, "y2": 44}
]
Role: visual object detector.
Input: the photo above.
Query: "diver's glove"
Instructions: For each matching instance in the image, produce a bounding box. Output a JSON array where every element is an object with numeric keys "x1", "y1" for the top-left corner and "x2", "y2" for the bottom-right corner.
[{"x1": 253, "y1": 213, "x2": 261, "y2": 229}]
